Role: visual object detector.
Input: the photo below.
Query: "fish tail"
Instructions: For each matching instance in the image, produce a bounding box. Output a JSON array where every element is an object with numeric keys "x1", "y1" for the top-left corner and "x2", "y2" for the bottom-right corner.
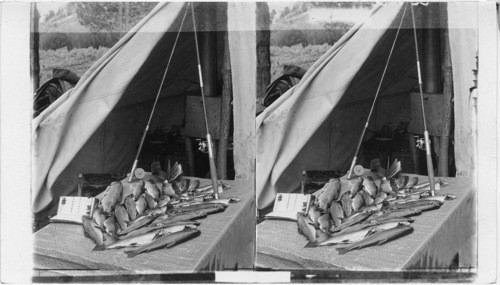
[
  {"x1": 124, "y1": 250, "x2": 139, "y2": 258},
  {"x1": 92, "y1": 244, "x2": 106, "y2": 251},
  {"x1": 304, "y1": 241, "x2": 318, "y2": 248},
  {"x1": 336, "y1": 247, "x2": 349, "y2": 255}
]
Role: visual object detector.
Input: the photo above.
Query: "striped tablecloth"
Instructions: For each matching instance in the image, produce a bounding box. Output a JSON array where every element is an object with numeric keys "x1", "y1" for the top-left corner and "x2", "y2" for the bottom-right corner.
[
  {"x1": 256, "y1": 174, "x2": 475, "y2": 270},
  {"x1": 33, "y1": 178, "x2": 255, "y2": 276}
]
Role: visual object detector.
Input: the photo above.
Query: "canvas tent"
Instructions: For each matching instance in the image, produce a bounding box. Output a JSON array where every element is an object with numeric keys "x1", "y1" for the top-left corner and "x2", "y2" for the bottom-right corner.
[
  {"x1": 32, "y1": 2, "x2": 256, "y2": 213},
  {"x1": 256, "y1": 2, "x2": 482, "y2": 210}
]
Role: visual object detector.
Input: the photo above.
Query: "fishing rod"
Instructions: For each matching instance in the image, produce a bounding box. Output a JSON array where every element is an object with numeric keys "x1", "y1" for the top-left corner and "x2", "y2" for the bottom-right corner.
[
  {"x1": 128, "y1": 3, "x2": 190, "y2": 182},
  {"x1": 410, "y1": 3, "x2": 435, "y2": 196},
  {"x1": 190, "y1": 3, "x2": 220, "y2": 199},
  {"x1": 346, "y1": 3, "x2": 408, "y2": 180}
]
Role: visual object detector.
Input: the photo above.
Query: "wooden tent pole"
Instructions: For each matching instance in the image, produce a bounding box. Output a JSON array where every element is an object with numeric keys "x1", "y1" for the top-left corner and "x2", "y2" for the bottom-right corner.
[
  {"x1": 217, "y1": 32, "x2": 232, "y2": 179},
  {"x1": 256, "y1": 2, "x2": 271, "y2": 100},
  {"x1": 30, "y1": 3, "x2": 40, "y2": 92},
  {"x1": 439, "y1": 28, "x2": 453, "y2": 176}
]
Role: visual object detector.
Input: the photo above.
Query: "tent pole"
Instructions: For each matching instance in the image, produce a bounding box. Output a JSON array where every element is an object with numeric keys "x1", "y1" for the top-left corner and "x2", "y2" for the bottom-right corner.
[
  {"x1": 217, "y1": 32, "x2": 232, "y2": 179},
  {"x1": 30, "y1": 3, "x2": 40, "y2": 92},
  {"x1": 439, "y1": 28, "x2": 453, "y2": 177}
]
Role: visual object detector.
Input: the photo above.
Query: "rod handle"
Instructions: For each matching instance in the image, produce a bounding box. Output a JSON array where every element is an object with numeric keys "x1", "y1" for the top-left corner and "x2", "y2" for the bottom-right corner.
[
  {"x1": 347, "y1": 156, "x2": 358, "y2": 180},
  {"x1": 128, "y1": 160, "x2": 138, "y2": 182},
  {"x1": 424, "y1": 131, "x2": 436, "y2": 196},
  {"x1": 207, "y1": 134, "x2": 219, "y2": 199}
]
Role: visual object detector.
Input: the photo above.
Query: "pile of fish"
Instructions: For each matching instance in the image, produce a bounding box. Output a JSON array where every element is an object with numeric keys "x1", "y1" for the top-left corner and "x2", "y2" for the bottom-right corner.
[
  {"x1": 82, "y1": 163, "x2": 239, "y2": 258},
  {"x1": 297, "y1": 159, "x2": 455, "y2": 255}
]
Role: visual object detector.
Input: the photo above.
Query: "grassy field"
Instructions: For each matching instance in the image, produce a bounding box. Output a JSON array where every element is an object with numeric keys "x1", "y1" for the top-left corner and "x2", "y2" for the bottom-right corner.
[
  {"x1": 39, "y1": 47, "x2": 109, "y2": 84},
  {"x1": 39, "y1": 44, "x2": 330, "y2": 88}
]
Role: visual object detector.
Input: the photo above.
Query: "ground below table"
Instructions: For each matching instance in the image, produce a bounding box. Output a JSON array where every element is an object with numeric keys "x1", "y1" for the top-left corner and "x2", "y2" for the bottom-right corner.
[
  {"x1": 256, "y1": 175, "x2": 475, "y2": 271},
  {"x1": 33, "y1": 178, "x2": 255, "y2": 277}
]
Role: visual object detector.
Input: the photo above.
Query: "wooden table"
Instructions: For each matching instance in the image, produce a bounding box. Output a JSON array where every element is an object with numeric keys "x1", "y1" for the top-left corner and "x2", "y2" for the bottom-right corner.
[
  {"x1": 256, "y1": 173, "x2": 475, "y2": 271},
  {"x1": 33, "y1": 178, "x2": 255, "y2": 278}
]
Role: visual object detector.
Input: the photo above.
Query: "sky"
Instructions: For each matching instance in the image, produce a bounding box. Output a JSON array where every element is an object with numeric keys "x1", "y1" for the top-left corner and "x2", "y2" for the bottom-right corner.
[{"x1": 36, "y1": 2, "x2": 66, "y2": 18}]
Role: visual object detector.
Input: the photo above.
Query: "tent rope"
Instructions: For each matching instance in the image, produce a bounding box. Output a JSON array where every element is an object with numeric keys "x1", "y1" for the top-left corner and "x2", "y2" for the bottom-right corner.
[
  {"x1": 410, "y1": 3, "x2": 436, "y2": 196},
  {"x1": 190, "y1": 3, "x2": 220, "y2": 199},
  {"x1": 347, "y1": 3, "x2": 409, "y2": 179},
  {"x1": 128, "y1": 3, "x2": 190, "y2": 182}
]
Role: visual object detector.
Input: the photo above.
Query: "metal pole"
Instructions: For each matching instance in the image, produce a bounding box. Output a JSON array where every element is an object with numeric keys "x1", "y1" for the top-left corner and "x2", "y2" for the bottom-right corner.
[
  {"x1": 191, "y1": 3, "x2": 220, "y2": 199},
  {"x1": 411, "y1": 4, "x2": 436, "y2": 196}
]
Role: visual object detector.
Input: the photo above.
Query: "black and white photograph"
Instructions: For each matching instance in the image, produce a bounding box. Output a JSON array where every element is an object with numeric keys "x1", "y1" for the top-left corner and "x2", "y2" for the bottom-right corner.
[
  {"x1": 0, "y1": 0, "x2": 498, "y2": 283},
  {"x1": 28, "y1": 1, "x2": 256, "y2": 279},
  {"x1": 255, "y1": 0, "x2": 495, "y2": 280}
]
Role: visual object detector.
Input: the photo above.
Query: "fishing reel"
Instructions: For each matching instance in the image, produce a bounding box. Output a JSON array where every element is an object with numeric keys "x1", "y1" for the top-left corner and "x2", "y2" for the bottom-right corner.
[
  {"x1": 416, "y1": 137, "x2": 426, "y2": 150},
  {"x1": 197, "y1": 139, "x2": 209, "y2": 154}
]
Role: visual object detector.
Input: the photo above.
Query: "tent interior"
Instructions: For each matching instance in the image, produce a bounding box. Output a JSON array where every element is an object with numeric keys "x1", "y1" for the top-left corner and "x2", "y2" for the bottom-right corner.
[
  {"x1": 33, "y1": 2, "x2": 255, "y2": 225},
  {"x1": 256, "y1": 2, "x2": 478, "y2": 211}
]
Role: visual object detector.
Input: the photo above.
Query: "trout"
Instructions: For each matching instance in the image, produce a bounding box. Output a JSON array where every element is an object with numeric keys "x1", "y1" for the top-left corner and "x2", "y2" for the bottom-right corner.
[
  {"x1": 205, "y1": 198, "x2": 240, "y2": 206},
  {"x1": 145, "y1": 180, "x2": 161, "y2": 200},
  {"x1": 188, "y1": 179, "x2": 200, "y2": 192},
  {"x1": 316, "y1": 178, "x2": 341, "y2": 212},
  {"x1": 395, "y1": 176, "x2": 409, "y2": 190},
  {"x1": 405, "y1": 176, "x2": 418, "y2": 188},
  {"x1": 136, "y1": 195, "x2": 148, "y2": 214},
  {"x1": 316, "y1": 228, "x2": 330, "y2": 243},
  {"x1": 337, "y1": 225, "x2": 413, "y2": 255},
  {"x1": 308, "y1": 207, "x2": 322, "y2": 227},
  {"x1": 131, "y1": 180, "x2": 145, "y2": 201},
  {"x1": 361, "y1": 190, "x2": 374, "y2": 206},
  {"x1": 317, "y1": 213, "x2": 331, "y2": 232},
  {"x1": 351, "y1": 192, "x2": 364, "y2": 212},
  {"x1": 157, "y1": 196, "x2": 171, "y2": 207},
  {"x1": 349, "y1": 177, "x2": 363, "y2": 199},
  {"x1": 82, "y1": 216, "x2": 104, "y2": 248},
  {"x1": 125, "y1": 228, "x2": 201, "y2": 257},
  {"x1": 365, "y1": 208, "x2": 421, "y2": 223},
  {"x1": 308, "y1": 221, "x2": 404, "y2": 247},
  {"x1": 362, "y1": 176, "x2": 378, "y2": 197},
  {"x1": 92, "y1": 208, "x2": 107, "y2": 229},
  {"x1": 114, "y1": 205, "x2": 130, "y2": 230},
  {"x1": 101, "y1": 182, "x2": 123, "y2": 214},
  {"x1": 356, "y1": 202, "x2": 383, "y2": 214},
  {"x1": 117, "y1": 214, "x2": 156, "y2": 236},
  {"x1": 124, "y1": 195, "x2": 137, "y2": 220},
  {"x1": 340, "y1": 192, "x2": 352, "y2": 217},
  {"x1": 296, "y1": 212, "x2": 316, "y2": 243},
  {"x1": 162, "y1": 181, "x2": 177, "y2": 197},
  {"x1": 174, "y1": 203, "x2": 227, "y2": 213},
  {"x1": 380, "y1": 178, "x2": 394, "y2": 195},
  {"x1": 106, "y1": 225, "x2": 188, "y2": 250},
  {"x1": 103, "y1": 215, "x2": 117, "y2": 236},
  {"x1": 330, "y1": 211, "x2": 372, "y2": 234},
  {"x1": 177, "y1": 179, "x2": 190, "y2": 193},
  {"x1": 151, "y1": 211, "x2": 207, "y2": 227},
  {"x1": 374, "y1": 192, "x2": 387, "y2": 204},
  {"x1": 330, "y1": 202, "x2": 345, "y2": 228},
  {"x1": 144, "y1": 193, "x2": 158, "y2": 209},
  {"x1": 118, "y1": 220, "x2": 199, "y2": 240}
]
